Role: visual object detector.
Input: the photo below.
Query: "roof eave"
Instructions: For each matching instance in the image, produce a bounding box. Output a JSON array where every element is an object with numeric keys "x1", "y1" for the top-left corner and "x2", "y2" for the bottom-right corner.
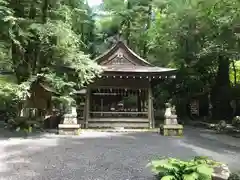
[{"x1": 101, "y1": 69, "x2": 177, "y2": 74}]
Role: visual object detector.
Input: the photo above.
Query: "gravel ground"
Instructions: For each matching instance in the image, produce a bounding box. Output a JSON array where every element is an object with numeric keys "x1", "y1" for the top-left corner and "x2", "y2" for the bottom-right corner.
[{"x1": 0, "y1": 126, "x2": 240, "y2": 180}]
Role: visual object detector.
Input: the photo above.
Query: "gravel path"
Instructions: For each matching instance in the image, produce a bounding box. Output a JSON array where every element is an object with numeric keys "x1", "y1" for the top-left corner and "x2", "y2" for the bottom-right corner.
[{"x1": 0, "y1": 127, "x2": 240, "y2": 180}]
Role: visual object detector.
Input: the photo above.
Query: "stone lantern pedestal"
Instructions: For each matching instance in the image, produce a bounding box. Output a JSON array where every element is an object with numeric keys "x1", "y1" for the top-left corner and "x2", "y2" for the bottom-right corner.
[
  {"x1": 58, "y1": 106, "x2": 81, "y2": 135},
  {"x1": 159, "y1": 103, "x2": 183, "y2": 136}
]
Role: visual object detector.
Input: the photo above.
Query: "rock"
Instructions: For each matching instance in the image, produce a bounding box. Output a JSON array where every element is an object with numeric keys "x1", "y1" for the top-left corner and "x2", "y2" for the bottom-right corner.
[{"x1": 212, "y1": 164, "x2": 231, "y2": 180}]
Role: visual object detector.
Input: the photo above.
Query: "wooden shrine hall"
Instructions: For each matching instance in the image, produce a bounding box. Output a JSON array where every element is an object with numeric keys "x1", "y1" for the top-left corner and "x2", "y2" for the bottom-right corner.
[{"x1": 77, "y1": 41, "x2": 176, "y2": 129}]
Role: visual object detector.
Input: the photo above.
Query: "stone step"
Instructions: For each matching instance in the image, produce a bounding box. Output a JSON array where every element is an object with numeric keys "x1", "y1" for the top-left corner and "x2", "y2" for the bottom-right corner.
[
  {"x1": 88, "y1": 118, "x2": 149, "y2": 122},
  {"x1": 88, "y1": 122, "x2": 149, "y2": 128},
  {"x1": 81, "y1": 129, "x2": 158, "y2": 133}
]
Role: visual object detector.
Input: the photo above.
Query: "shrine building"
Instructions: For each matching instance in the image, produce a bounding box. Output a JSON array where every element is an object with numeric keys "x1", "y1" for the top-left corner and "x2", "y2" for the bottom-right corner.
[{"x1": 77, "y1": 41, "x2": 176, "y2": 129}]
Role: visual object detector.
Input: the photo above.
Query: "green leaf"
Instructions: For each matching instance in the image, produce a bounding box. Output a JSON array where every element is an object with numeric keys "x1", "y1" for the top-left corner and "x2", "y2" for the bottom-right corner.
[
  {"x1": 183, "y1": 172, "x2": 199, "y2": 180},
  {"x1": 196, "y1": 164, "x2": 213, "y2": 180},
  {"x1": 147, "y1": 159, "x2": 180, "y2": 175},
  {"x1": 161, "y1": 175, "x2": 175, "y2": 180}
]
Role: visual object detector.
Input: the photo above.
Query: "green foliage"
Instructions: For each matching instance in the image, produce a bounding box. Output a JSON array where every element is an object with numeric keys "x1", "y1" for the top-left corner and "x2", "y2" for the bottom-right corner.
[
  {"x1": 230, "y1": 60, "x2": 240, "y2": 85},
  {"x1": 147, "y1": 156, "x2": 219, "y2": 180},
  {"x1": 7, "y1": 112, "x2": 46, "y2": 132},
  {"x1": 0, "y1": 76, "x2": 18, "y2": 100},
  {"x1": 144, "y1": 0, "x2": 240, "y2": 119},
  {"x1": 0, "y1": 75, "x2": 21, "y2": 120},
  {"x1": 232, "y1": 116, "x2": 240, "y2": 129},
  {"x1": 0, "y1": 0, "x2": 239, "y2": 121},
  {"x1": 96, "y1": 0, "x2": 153, "y2": 56},
  {"x1": 228, "y1": 173, "x2": 240, "y2": 180},
  {"x1": 216, "y1": 120, "x2": 227, "y2": 132},
  {"x1": 8, "y1": 117, "x2": 32, "y2": 131},
  {"x1": 0, "y1": 0, "x2": 101, "y2": 117}
]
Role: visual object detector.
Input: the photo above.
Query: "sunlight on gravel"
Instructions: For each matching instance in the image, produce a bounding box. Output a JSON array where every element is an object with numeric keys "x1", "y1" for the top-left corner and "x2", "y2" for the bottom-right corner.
[
  {"x1": 177, "y1": 140, "x2": 239, "y2": 166},
  {"x1": 0, "y1": 129, "x2": 239, "y2": 180},
  {"x1": 43, "y1": 131, "x2": 137, "y2": 139},
  {"x1": 0, "y1": 137, "x2": 59, "y2": 176}
]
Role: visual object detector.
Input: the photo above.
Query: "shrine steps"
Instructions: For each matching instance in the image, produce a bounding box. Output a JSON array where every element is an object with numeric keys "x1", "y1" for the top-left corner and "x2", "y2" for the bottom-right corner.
[
  {"x1": 87, "y1": 118, "x2": 150, "y2": 128},
  {"x1": 81, "y1": 129, "x2": 158, "y2": 132}
]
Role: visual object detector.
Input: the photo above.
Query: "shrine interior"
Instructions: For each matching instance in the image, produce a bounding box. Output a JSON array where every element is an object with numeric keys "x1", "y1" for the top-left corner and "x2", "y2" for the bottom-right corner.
[{"x1": 89, "y1": 88, "x2": 148, "y2": 119}]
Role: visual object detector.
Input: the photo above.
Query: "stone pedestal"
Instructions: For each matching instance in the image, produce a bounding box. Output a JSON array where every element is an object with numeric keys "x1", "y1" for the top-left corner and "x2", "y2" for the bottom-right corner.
[
  {"x1": 58, "y1": 107, "x2": 81, "y2": 135},
  {"x1": 160, "y1": 124, "x2": 183, "y2": 136},
  {"x1": 160, "y1": 103, "x2": 183, "y2": 136},
  {"x1": 58, "y1": 124, "x2": 81, "y2": 135}
]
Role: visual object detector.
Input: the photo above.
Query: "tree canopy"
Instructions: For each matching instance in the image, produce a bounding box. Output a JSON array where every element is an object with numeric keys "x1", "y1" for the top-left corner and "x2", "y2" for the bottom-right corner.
[
  {"x1": 0, "y1": 0, "x2": 101, "y2": 104},
  {"x1": 95, "y1": 0, "x2": 240, "y2": 119}
]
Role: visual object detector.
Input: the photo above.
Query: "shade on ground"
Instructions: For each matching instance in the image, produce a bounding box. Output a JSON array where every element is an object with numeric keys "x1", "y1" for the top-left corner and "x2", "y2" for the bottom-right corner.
[{"x1": 0, "y1": 127, "x2": 239, "y2": 180}]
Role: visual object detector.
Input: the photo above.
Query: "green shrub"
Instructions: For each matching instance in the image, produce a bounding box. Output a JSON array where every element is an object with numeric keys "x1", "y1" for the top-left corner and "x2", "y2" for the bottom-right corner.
[
  {"x1": 228, "y1": 173, "x2": 240, "y2": 180},
  {"x1": 232, "y1": 116, "x2": 240, "y2": 129},
  {"x1": 147, "y1": 156, "x2": 221, "y2": 180},
  {"x1": 216, "y1": 120, "x2": 227, "y2": 132},
  {"x1": 8, "y1": 117, "x2": 33, "y2": 132}
]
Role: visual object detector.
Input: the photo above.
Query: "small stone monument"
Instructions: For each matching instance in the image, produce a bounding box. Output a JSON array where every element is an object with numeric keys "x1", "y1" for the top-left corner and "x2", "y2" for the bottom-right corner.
[
  {"x1": 160, "y1": 102, "x2": 183, "y2": 136},
  {"x1": 58, "y1": 106, "x2": 81, "y2": 135}
]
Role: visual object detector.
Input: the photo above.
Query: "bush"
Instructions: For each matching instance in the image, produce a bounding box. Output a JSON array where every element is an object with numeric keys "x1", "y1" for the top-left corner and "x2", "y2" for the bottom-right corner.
[
  {"x1": 216, "y1": 120, "x2": 227, "y2": 132},
  {"x1": 147, "y1": 156, "x2": 221, "y2": 180},
  {"x1": 7, "y1": 117, "x2": 41, "y2": 133},
  {"x1": 228, "y1": 173, "x2": 240, "y2": 180},
  {"x1": 232, "y1": 116, "x2": 240, "y2": 129}
]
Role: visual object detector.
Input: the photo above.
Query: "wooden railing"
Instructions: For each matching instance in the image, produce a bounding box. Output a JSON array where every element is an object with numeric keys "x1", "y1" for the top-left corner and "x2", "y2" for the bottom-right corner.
[{"x1": 89, "y1": 111, "x2": 148, "y2": 118}]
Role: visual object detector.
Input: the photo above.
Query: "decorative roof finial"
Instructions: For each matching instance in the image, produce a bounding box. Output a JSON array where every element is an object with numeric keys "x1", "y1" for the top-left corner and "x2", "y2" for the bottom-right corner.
[{"x1": 118, "y1": 30, "x2": 123, "y2": 42}]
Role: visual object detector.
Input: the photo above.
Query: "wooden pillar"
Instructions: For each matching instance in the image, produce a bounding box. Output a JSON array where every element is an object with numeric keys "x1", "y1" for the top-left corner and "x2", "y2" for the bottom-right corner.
[
  {"x1": 148, "y1": 78, "x2": 154, "y2": 128},
  {"x1": 150, "y1": 87, "x2": 155, "y2": 128},
  {"x1": 137, "y1": 91, "x2": 141, "y2": 112},
  {"x1": 85, "y1": 87, "x2": 90, "y2": 128}
]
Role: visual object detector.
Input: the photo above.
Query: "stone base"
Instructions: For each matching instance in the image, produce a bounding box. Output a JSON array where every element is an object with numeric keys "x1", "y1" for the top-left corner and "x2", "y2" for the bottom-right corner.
[
  {"x1": 159, "y1": 124, "x2": 183, "y2": 136},
  {"x1": 58, "y1": 124, "x2": 81, "y2": 135}
]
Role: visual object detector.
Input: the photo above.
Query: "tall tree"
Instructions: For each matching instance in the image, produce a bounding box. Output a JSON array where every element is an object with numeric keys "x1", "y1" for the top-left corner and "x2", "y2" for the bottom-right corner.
[
  {"x1": 97, "y1": 0, "x2": 153, "y2": 55},
  {"x1": 148, "y1": 0, "x2": 240, "y2": 120},
  {"x1": 0, "y1": 0, "x2": 101, "y2": 104}
]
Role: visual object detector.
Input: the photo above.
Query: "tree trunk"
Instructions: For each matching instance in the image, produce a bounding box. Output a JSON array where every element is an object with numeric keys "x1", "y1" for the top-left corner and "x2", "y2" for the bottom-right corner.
[
  {"x1": 126, "y1": 0, "x2": 131, "y2": 46},
  {"x1": 42, "y1": 0, "x2": 49, "y2": 23},
  {"x1": 142, "y1": 1, "x2": 152, "y2": 58},
  {"x1": 211, "y1": 56, "x2": 232, "y2": 121}
]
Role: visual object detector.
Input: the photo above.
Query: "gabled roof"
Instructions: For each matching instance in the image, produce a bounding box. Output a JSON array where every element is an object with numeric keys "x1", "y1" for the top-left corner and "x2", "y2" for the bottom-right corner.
[
  {"x1": 94, "y1": 40, "x2": 176, "y2": 74},
  {"x1": 95, "y1": 40, "x2": 152, "y2": 66}
]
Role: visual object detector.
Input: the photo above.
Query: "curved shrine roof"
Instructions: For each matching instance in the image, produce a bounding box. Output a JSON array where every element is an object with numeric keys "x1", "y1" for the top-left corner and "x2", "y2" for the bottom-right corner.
[
  {"x1": 94, "y1": 41, "x2": 176, "y2": 74},
  {"x1": 101, "y1": 65, "x2": 176, "y2": 73}
]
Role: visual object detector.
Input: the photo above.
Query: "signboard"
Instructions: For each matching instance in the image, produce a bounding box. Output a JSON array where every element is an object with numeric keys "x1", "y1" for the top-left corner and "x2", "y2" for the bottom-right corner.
[{"x1": 190, "y1": 99, "x2": 199, "y2": 116}]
